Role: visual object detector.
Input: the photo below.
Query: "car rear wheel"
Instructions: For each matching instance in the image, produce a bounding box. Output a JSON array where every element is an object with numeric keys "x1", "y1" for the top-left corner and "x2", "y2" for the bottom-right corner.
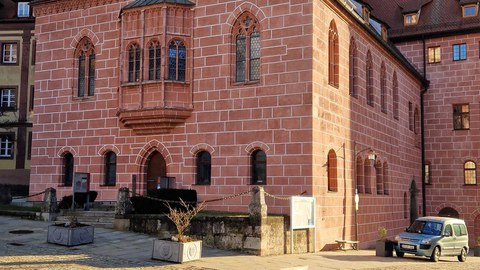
[
  {"x1": 458, "y1": 247, "x2": 467, "y2": 262},
  {"x1": 430, "y1": 246, "x2": 440, "y2": 262}
]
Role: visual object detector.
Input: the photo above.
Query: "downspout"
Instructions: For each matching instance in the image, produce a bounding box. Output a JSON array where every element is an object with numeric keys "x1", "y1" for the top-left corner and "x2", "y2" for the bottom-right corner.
[{"x1": 421, "y1": 36, "x2": 429, "y2": 217}]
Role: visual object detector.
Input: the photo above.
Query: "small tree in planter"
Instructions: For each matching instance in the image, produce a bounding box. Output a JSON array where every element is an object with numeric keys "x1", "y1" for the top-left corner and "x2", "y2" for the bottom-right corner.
[
  {"x1": 47, "y1": 213, "x2": 94, "y2": 246},
  {"x1": 474, "y1": 236, "x2": 480, "y2": 256},
  {"x1": 152, "y1": 199, "x2": 205, "y2": 263},
  {"x1": 375, "y1": 226, "x2": 393, "y2": 257}
]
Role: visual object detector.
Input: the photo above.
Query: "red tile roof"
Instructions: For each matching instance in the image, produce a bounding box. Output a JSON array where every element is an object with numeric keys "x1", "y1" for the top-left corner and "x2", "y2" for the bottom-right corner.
[{"x1": 362, "y1": 0, "x2": 480, "y2": 40}]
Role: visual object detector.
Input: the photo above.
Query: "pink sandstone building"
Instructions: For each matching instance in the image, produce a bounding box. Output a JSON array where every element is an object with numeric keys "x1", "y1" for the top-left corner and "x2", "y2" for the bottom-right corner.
[{"x1": 29, "y1": 0, "x2": 467, "y2": 250}]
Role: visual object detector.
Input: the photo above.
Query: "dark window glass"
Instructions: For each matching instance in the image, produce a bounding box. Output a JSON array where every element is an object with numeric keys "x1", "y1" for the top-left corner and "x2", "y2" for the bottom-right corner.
[
  {"x1": 380, "y1": 63, "x2": 387, "y2": 113},
  {"x1": 178, "y1": 44, "x2": 186, "y2": 81},
  {"x1": 328, "y1": 20, "x2": 339, "y2": 87},
  {"x1": 78, "y1": 54, "x2": 85, "y2": 97},
  {"x1": 64, "y1": 153, "x2": 74, "y2": 186},
  {"x1": 366, "y1": 51, "x2": 374, "y2": 106},
  {"x1": 236, "y1": 34, "x2": 246, "y2": 82},
  {"x1": 196, "y1": 151, "x2": 211, "y2": 185},
  {"x1": 250, "y1": 29, "x2": 261, "y2": 81},
  {"x1": 168, "y1": 42, "x2": 177, "y2": 80},
  {"x1": 105, "y1": 151, "x2": 116, "y2": 186},
  {"x1": 251, "y1": 150, "x2": 266, "y2": 185},
  {"x1": 453, "y1": 104, "x2": 470, "y2": 130},
  {"x1": 453, "y1": 44, "x2": 467, "y2": 61},
  {"x1": 0, "y1": 88, "x2": 16, "y2": 110},
  {"x1": 148, "y1": 43, "x2": 161, "y2": 81},
  {"x1": 128, "y1": 46, "x2": 135, "y2": 82},
  {"x1": 88, "y1": 54, "x2": 95, "y2": 96},
  {"x1": 349, "y1": 39, "x2": 357, "y2": 97},
  {"x1": 393, "y1": 72, "x2": 399, "y2": 119},
  {"x1": 135, "y1": 46, "x2": 141, "y2": 81}
]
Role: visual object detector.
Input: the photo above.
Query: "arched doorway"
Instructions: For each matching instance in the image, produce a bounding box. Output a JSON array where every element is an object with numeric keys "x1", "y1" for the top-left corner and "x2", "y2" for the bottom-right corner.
[
  {"x1": 438, "y1": 207, "x2": 460, "y2": 218},
  {"x1": 146, "y1": 151, "x2": 166, "y2": 193}
]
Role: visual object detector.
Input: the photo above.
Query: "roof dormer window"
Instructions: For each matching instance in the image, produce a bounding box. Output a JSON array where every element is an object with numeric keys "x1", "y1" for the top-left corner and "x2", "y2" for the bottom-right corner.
[
  {"x1": 463, "y1": 4, "x2": 478, "y2": 18},
  {"x1": 404, "y1": 12, "x2": 418, "y2": 26},
  {"x1": 362, "y1": 6, "x2": 371, "y2": 25},
  {"x1": 381, "y1": 25, "x2": 388, "y2": 41}
]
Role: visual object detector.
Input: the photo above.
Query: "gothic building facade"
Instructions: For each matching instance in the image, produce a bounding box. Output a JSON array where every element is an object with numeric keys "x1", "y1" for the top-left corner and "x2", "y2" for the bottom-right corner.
[{"x1": 29, "y1": 0, "x2": 431, "y2": 250}]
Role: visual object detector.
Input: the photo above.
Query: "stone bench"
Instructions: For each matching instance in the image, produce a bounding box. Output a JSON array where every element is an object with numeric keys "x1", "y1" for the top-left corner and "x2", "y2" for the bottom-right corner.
[{"x1": 335, "y1": 239, "x2": 359, "y2": 250}]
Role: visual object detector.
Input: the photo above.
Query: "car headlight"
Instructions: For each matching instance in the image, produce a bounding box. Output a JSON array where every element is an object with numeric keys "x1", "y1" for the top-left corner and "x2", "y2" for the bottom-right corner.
[
  {"x1": 395, "y1": 235, "x2": 400, "y2": 242},
  {"x1": 420, "y1": 239, "x2": 432, "y2": 244}
]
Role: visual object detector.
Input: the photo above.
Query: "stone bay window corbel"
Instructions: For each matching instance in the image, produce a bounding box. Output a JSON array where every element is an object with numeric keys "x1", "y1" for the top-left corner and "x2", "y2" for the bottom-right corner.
[{"x1": 118, "y1": 1, "x2": 194, "y2": 135}]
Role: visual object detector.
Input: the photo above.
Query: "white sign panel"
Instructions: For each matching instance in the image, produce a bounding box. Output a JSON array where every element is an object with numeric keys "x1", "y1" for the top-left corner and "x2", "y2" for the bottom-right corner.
[{"x1": 290, "y1": 196, "x2": 316, "y2": 229}]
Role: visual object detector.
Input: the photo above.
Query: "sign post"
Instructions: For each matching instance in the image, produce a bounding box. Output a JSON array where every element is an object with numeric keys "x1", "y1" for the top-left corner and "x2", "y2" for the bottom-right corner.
[
  {"x1": 73, "y1": 172, "x2": 90, "y2": 211},
  {"x1": 290, "y1": 196, "x2": 316, "y2": 254}
]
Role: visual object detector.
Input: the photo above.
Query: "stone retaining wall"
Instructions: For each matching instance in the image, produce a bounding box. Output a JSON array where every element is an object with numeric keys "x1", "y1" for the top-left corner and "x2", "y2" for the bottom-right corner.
[{"x1": 119, "y1": 214, "x2": 313, "y2": 256}]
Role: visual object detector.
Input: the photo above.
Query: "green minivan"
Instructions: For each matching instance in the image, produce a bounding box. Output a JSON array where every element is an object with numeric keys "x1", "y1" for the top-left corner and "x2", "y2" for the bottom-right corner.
[{"x1": 394, "y1": 216, "x2": 469, "y2": 262}]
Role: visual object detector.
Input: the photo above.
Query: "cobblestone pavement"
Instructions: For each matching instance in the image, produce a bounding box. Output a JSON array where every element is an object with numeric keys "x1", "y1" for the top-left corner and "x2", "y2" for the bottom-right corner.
[{"x1": 3, "y1": 215, "x2": 480, "y2": 270}]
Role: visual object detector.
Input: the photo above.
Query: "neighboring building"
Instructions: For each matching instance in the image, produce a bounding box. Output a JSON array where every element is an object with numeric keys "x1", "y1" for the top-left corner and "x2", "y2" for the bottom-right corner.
[
  {"x1": 29, "y1": 0, "x2": 425, "y2": 250},
  {"x1": 362, "y1": 0, "x2": 480, "y2": 249},
  {"x1": 0, "y1": 0, "x2": 34, "y2": 187}
]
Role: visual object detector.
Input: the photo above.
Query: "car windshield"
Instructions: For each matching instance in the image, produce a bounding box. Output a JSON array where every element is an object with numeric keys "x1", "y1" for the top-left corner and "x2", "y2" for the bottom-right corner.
[{"x1": 406, "y1": 220, "x2": 443, "y2": 236}]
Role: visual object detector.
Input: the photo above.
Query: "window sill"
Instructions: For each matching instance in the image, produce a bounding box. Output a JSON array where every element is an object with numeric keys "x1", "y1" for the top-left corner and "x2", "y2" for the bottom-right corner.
[{"x1": 232, "y1": 80, "x2": 260, "y2": 87}]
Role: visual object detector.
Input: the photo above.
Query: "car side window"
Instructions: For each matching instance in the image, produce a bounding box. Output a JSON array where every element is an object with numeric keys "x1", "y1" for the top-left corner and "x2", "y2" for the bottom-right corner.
[
  {"x1": 453, "y1": 224, "x2": 461, "y2": 236},
  {"x1": 444, "y1": 224, "x2": 452, "y2": 236}
]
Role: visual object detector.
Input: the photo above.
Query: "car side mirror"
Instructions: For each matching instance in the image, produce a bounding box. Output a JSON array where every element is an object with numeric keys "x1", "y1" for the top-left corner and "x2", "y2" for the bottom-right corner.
[{"x1": 443, "y1": 231, "x2": 451, "y2": 237}]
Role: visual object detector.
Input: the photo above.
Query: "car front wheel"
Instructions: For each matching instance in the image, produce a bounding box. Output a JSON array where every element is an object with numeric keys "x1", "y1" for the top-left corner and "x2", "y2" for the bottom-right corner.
[
  {"x1": 458, "y1": 247, "x2": 467, "y2": 262},
  {"x1": 430, "y1": 246, "x2": 440, "y2": 262},
  {"x1": 396, "y1": 250, "x2": 404, "y2": 258}
]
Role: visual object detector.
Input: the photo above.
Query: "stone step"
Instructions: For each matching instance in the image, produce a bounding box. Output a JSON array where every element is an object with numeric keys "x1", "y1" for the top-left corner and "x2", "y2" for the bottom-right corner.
[{"x1": 56, "y1": 210, "x2": 115, "y2": 229}]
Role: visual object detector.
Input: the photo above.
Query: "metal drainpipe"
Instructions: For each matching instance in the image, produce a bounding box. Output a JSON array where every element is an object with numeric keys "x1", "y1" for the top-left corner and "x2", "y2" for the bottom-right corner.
[{"x1": 421, "y1": 37, "x2": 429, "y2": 217}]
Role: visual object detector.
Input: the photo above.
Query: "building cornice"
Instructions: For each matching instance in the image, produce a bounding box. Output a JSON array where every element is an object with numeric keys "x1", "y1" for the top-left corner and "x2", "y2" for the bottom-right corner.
[{"x1": 31, "y1": 0, "x2": 118, "y2": 16}]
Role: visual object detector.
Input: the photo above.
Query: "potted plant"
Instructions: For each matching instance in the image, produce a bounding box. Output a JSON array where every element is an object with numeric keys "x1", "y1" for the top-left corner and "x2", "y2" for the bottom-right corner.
[
  {"x1": 47, "y1": 212, "x2": 94, "y2": 246},
  {"x1": 474, "y1": 236, "x2": 480, "y2": 256},
  {"x1": 375, "y1": 226, "x2": 393, "y2": 257},
  {"x1": 152, "y1": 199, "x2": 205, "y2": 263}
]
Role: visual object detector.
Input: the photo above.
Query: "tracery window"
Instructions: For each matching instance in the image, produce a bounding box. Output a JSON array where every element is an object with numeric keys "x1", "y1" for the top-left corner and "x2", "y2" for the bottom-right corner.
[
  {"x1": 329, "y1": 20, "x2": 339, "y2": 87},
  {"x1": 366, "y1": 51, "x2": 374, "y2": 106},
  {"x1": 380, "y1": 62, "x2": 387, "y2": 113},
  {"x1": 75, "y1": 37, "x2": 95, "y2": 97},
  {"x1": 349, "y1": 38, "x2": 357, "y2": 97},
  {"x1": 234, "y1": 12, "x2": 261, "y2": 83}
]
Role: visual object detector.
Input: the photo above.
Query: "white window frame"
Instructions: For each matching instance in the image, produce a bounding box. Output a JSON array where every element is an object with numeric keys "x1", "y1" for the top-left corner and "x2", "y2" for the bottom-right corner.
[
  {"x1": 17, "y1": 2, "x2": 30, "y2": 18},
  {"x1": 0, "y1": 135, "x2": 13, "y2": 158},
  {"x1": 2, "y1": 43, "x2": 17, "y2": 64},
  {"x1": 0, "y1": 89, "x2": 16, "y2": 109}
]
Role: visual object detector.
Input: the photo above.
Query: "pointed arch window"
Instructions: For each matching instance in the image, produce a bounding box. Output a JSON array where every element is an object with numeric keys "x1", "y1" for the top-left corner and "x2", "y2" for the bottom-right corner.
[
  {"x1": 393, "y1": 71, "x2": 399, "y2": 119},
  {"x1": 380, "y1": 62, "x2": 387, "y2": 113},
  {"x1": 329, "y1": 20, "x2": 339, "y2": 87},
  {"x1": 63, "y1": 152, "x2": 74, "y2": 186},
  {"x1": 328, "y1": 149, "x2": 338, "y2": 192},
  {"x1": 196, "y1": 151, "x2": 211, "y2": 185},
  {"x1": 148, "y1": 41, "x2": 161, "y2": 81},
  {"x1": 75, "y1": 37, "x2": 95, "y2": 97},
  {"x1": 349, "y1": 38, "x2": 357, "y2": 97},
  {"x1": 128, "y1": 43, "x2": 141, "y2": 82},
  {"x1": 104, "y1": 151, "x2": 117, "y2": 186},
  {"x1": 168, "y1": 39, "x2": 186, "y2": 81},
  {"x1": 366, "y1": 51, "x2": 374, "y2": 106},
  {"x1": 251, "y1": 149, "x2": 266, "y2": 185},
  {"x1": 234, "y1": 12, "x2": 261, "y2": 83}
]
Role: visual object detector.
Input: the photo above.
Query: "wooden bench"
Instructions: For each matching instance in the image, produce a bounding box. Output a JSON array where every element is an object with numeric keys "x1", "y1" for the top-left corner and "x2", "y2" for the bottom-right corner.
[{"x1": 335, "y1": 239, "x2": 359, "y2": 250}]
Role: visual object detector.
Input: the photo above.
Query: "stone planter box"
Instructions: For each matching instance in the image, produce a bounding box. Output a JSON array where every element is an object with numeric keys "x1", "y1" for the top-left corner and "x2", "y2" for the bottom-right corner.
[
  {"x1": 375, "y1": 240, "x2": 393, "y2": 257},
  {"x1": 152, "y1": 239, "x2": 202, "y2": 263},
  {"x1": 474, "y1": 246, "x2": 480, "y2": 256},
  {"x1": 47, "y1": 223, "x2": 94, "y2": 246}
]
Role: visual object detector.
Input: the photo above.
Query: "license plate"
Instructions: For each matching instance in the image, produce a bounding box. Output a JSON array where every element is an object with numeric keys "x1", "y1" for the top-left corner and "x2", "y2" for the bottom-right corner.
[{"x1": 401, "y1": 244, "x2": 415, "y2": 250}]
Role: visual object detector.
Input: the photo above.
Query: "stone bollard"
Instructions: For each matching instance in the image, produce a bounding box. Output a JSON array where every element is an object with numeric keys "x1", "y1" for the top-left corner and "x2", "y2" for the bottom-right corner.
[
  {"x1": 248, "y1": 186, "x2": 267, "y2": 226},
  {"x1": 113, "y1": 187, "x2": 133, "y2": 231},
  {"x1": 41, "y1": 187, "x2": 59, "y2": 221}
]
